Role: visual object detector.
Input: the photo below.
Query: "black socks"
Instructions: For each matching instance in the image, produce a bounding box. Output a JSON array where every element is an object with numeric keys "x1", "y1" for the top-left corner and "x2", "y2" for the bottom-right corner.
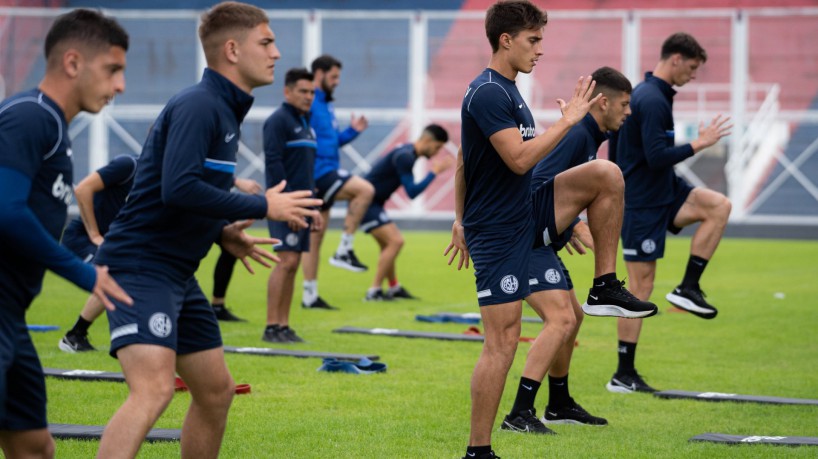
[
  {"x1": 68, "y1": 315, "x2": 92, "y2": 336},
  {"x1": 547, "y1": 374, "x2": 570, "y2": 408},
  {"x1": 510, "y1": 376, "x2": 541, "y2": 415},
  {"x1": 681, "y1": 255, "x2": 709, "y2": 288},
  {"x1": 616, "y1": 340, "x2": 637, "y2": 375}
]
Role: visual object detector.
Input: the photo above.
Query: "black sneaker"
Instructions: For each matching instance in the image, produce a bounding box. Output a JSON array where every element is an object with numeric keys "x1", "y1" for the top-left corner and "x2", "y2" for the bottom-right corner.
[
  {"x1": 59, "y1": 333, "x2": 96, "y2": 353},
  {"x1": 302, "y1": 296, "x2": 339, "y2": 310},
  {"x1": 386, "y1": 286, "x2": 418, "y2": 300},
  {"x1": 542, "y1": 399, "x2": 608, "y2": 426},
  {"x1": 329, "y1": 250, "x2": 368, "y2": 272},
  {"x1": 364, "y1": 289, "x2": 393, "y2": 302},
  {"x1": 582, "y1": 279, "x2": 658, "y2": 318},
  {"x1": 500, "y1": 408, "x2": 555, "y2": 435},
  {"x1": 666, "y1": 285, "x2": 717, "y2": 319},
  {"x1": 261, "y1": 326, "x2": 288, "y2": 343},
  {"x1": 280, "y1": 326, "x2": 305, "y2": 343},
  {"x1": 606, "y1": 371, "x2": 657, "y2": 394},
  {"x1": 462, "y1": 452, "x2": 500, "y2": 459},
  {"x1": 213, "y1": 304, "x2": 246, "y2": 322}
]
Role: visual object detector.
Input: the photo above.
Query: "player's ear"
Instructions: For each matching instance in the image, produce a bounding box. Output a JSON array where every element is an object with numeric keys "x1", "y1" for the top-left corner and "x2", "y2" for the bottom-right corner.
[
  {"x1": 500, "y1": 33, "x2": 512, "y2": 49},
  {"x1": 224, "y1": 38, "x2": 240, "y2": 64},
  {"x1": 62, "y1": 48, "x2": 81, "y2": 78}
]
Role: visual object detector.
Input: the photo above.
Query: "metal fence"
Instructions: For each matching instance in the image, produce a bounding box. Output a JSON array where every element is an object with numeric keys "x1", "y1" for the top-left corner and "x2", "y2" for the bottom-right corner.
[{"x1": 1, "y1": 6, "x2": 817, "y2": 224}]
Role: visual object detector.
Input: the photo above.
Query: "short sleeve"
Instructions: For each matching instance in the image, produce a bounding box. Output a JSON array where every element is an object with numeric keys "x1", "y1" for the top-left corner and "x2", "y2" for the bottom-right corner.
[
  {"x1": 98, "y1": 155, "x2": 137, "y2": 187},
  {"x1": 466, "y1": 83, "x2": 517, "y2": 139},
  {"x1": 393, "y1": 150, "x2": 416, "y2": 175},
  {"x1": 0, "y1": 100, "x2": 59, "y2": 178}
]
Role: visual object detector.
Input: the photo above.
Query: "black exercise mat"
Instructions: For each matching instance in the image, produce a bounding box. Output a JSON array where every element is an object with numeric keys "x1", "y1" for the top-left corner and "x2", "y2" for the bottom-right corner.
[
  {"x1": 690, "y1": 433, "x2": 818, "y2": 446},
  {"x1": 49, "y1": 423, "x2": 180, "y2": 442},
  {"x1": 655, "y1": 390, "x2": 818, "y2": 406},
  {"x1": 223, "y1": 345, "x2": 379, "y2": 361},
  {"x1": 334, "y1": 326, "x2": 484, "y2": 342},
  {"x1": 44, "y1": 368, "x2": 125, "y2": 383}
]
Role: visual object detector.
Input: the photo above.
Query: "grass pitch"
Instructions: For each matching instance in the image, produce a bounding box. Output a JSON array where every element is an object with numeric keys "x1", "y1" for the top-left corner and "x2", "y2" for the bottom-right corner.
[{"x1": 26, "y1": 231, "x2": 818, "y2": 458}]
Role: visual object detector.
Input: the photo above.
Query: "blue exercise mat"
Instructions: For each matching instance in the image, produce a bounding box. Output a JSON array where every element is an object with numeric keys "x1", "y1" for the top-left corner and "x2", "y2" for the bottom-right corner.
[
  {"x1": 28, "y1": 325, "x2": 60, "y2": 332},
  {"x1": 317, "y1": 357, "x2": 387, "y2": 375}
]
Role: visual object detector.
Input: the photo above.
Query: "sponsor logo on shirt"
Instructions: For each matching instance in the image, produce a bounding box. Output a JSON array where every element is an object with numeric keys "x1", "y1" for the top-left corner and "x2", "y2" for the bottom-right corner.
[
  {"x1": 51, "y1": 172, "x2": 73, "y2": 205},
  {"x1": 519, "y1": 124, "x2": 536, "y2": 139}
]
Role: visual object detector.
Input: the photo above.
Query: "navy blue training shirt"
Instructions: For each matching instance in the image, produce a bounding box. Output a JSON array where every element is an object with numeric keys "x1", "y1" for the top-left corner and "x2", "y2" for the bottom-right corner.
[
  {"x1": 264, "y1": 102, "x2": 317, "y2": 193},
  {"x1": 0, "y1": 89, "x2": 95, "y2": 314},
  {"x1": 62, "y1": 154, "x2": 137, "y2": 241},
  {"x1": 365, "y1": 143, "x2": 435, "y2": 205},
  {"x1": 461, "y1": 68, "x2": 536, "y2": 231},
  {"x1": 610, "y1": 72, "x2": 694, "y2": 209},
  {"x1": 531, "y1": 113, "x2": 607, "y2": 189},
  {"x1": 96, "y1": 69, "x2": 267, "y2": 282}
]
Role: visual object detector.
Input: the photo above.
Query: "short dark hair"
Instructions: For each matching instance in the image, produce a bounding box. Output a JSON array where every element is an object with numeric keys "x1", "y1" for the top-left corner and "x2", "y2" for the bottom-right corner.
[
  {"x1": 311, "y1": 54, "x2": 342, "y2": 73},
  {"x1": 199, "y1": 2, "x2": 268, "y2": 64},
  {"x1": 592, "y1": 66, "x2": 632, "y2": 96},
  {"x1": 44, "y1": 9, "x2": 129, "y2": 60},
  {"x1": 484, "y1": 0, "x2": 548, "y2": 53},
  {"x1": 423, "y1": 124, "x2": 449, "y2": 143},
  {"x1": 285, "y1": 67, "x2": 313, "y2": 87},
  {"x1": 661, "y1": 32, "x2": 707, "y2": 62}
]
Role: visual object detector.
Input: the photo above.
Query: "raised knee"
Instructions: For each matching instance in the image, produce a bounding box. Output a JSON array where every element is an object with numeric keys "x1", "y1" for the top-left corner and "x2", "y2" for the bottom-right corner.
[
  {"x1": 717, "y1": 196, "x2": 732, "y2": 220},
  {"x1": 361, "y1": 181, "x2": 375, "y2": 199},
  {"x1": 393, "y1": 236, "x2": 405, "y2": 251},
  {"x1": 592, "y1": 159, "x2": 624, "y2": 190}
]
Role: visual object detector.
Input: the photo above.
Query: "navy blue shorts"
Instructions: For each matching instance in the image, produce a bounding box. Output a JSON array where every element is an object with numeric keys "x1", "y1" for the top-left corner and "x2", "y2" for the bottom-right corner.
[
  {"x1": 0, "y1": 312, "x2": 47, "y2": 430},
  {"x1": 315, "y1": 169, "x2": 352, "y2": 211},
  {"x1": 622, "y1": 180, "x2": 693, "y2": 262},
  {"x1": 267, "y1": 220, "x2": 310, "y2": 252},
  {"x1": 105, "y1": 271, "x2": 222, "y2": 358},
  {"x1": 531, "y1": 178, "x2": 559, "y2": 249},
  {"x1": 529, "y1": 246, "x2": 574, "y2": 293},
  {"x1": 61, "y1": 233, "x2": 97, "y2": 264},
  {"x1": 359, "y1": 202, "x2": 392, "y2": 234}
]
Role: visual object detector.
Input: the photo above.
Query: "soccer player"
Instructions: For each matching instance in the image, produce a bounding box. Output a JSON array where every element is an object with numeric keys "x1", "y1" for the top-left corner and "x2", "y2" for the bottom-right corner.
[
  {"x1": 444, "y1": 2, "x2": 657, "y2": 457},
  {"x1": 607, "y1": 32, "x2": 732, "y2": 394},
  {"x1": 300, "y1": 54, "x2": 374, "y2": 310},
  {"x1": 59, "y1": 154, "x2": 137, "y2": 353},
  {"x1": 94, "y1": 4, "x2": 321, "y2": 457},
  {"x1": 502, "y1": 66, "x2": 633, "y2": 431},
  {"x1": 0, "y1": 9, "x2": 131, "y2": 458},
  {"x1": 263, "y1": 67, "x2": 323, "y2": 343},
  {"x1": 361, "y1": 124, "x2": 454, "y2": 301}
]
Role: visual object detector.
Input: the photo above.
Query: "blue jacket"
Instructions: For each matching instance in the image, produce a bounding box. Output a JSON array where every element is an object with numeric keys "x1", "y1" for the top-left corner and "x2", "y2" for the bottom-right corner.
[
  {"x1": 264, "y1": 102, "x2": 317, "y2": 193},
  {"x1": 96, "y1": 69, "x2": 267, "y2": 282},
  {"x1": 310, "y1": 88, "x2": 360, "y2": 180}
]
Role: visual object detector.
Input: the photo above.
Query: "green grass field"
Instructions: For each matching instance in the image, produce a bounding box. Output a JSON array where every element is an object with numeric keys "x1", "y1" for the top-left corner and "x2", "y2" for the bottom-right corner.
[{"x1": 26, "y1": 231, "x2": 818, "y2": 458}]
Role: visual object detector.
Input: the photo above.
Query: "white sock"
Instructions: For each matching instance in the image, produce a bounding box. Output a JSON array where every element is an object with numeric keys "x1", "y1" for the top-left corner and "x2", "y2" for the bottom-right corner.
[
  {"x1": 388, "y1": 284, "x2": 401, "y2": 294},
  {"x1": 337, "y1": 233, "x2": 355, "y2": 255},
  {"x1": 367, "y1": 287, "x2": 381, "y2": 297},
  {"x1": 303, "y1": 280, "x2": 318, "y2": 305}
]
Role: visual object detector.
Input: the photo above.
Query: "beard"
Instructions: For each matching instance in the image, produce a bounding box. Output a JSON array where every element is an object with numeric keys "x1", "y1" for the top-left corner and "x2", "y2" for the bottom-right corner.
[{"x1": 321, "y1": 78, "x2": 335, "y2": 102}]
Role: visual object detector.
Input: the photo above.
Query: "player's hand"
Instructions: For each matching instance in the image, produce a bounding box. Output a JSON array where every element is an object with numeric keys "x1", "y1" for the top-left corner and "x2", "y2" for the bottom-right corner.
[
  {"x1": 220, "y1": 220, "x2": 280, "y2": 274},
  {"x1": 565, "y1": 220, "x2": 594, "y2": 255},
  {"x1": 311, "y1": 212, "x2": 324, "y2": 232},
  {"x1": 444, "y1": 221, "x2": 470, "y2": 270},
  {"x1": 265, "y1": 180, "x2": 322, "y2": 229},
  {"x1": 90, "y1": 234, "x2": 104, "y2": 246},
  {"x1": 93, "y1": 265, "x2": 132, "y2": 311},
  {"x1": 431, "y1": 153, "x2": 455, "y2": 175},
  {"x1": 693, "y1": 114, "x2": 732, "y2": 152},
  {"x1": 351, "y1": 113, "x2": 368, "y2": 132},
  {"x1": 234, "y1": 177, "x2": 263, "y2": 194},
  {"x1": 556, "y1": 76, "x2": 602, "y2": 126}
]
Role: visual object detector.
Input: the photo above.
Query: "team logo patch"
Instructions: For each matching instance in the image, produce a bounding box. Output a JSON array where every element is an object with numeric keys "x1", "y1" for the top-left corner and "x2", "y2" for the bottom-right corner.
[
  {"x1": 641, "y1": 239, "x2": 656, "y2": 254},
  {"x1": 379, "y1": 211, "x2": 388, "y2": 222},
  {"x1": 285, "y1": 232, "x2": 299, "y2": 246},
  {"x1": 148, "y1": 313, "x2": 172, "y2": 338},
  {"x1": 544, "y1": 268, "x2": 561, "y2": 284},
  {"x1": 500, "y1": 275, "x2": 519, "y2": 294}
]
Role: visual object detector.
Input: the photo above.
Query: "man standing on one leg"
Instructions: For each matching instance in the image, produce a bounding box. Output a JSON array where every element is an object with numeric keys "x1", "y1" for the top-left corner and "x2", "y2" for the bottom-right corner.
[
  {"x1": 59, "y1": 154, "x2": 137, "y2": 353},
  {"x1": 444, "y1": 2, "x2": 657, "y2": 457},
  {"x1": 607, "y1": 32, "x2": 732, "y2": 394},
  {"x1": 301, "y1": 54, "x2": 374, "y2": 310},
  {"x1": 503, "y1": 66, "x2": 633, "y2": 430},
  {"x1": 361, "y1": 124, "x2": 453, "y2": 301},
  {"x1": 95, "y1": 4, "x2": 321, "y2": 458},
  {"x1": 0, "y1": 9, "x2": 132, "y2": 458},
  {"x1": 263, "y1": 67, "x2": 323, "y2": 344}
]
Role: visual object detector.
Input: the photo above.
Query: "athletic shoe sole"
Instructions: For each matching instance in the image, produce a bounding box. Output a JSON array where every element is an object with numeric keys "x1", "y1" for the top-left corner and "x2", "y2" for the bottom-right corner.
[
  {"x1": 581, "y1": 303, "x2": 657, "y2": 318},
  {"x1": 665, "y1": 292, "x2": 717, "y2": 318},
  {"x1": 58, "y1": 339, "x2": 78, "y2": 353},
  {"x1": 328, "y1": 257, "x2": 367, "y2": 273},
  {"x1": 540, "y1": 416, "x2": 606, "y2": 426},
  {"x1": 605, "y1": 381, "x2": 636, "y2": 394}
]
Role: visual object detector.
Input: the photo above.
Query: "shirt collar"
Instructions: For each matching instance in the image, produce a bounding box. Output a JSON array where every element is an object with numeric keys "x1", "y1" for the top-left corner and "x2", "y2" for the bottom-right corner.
[
  {"x1": 282, "y1": 102, "x2": 311, "y2": 123},
  {"x1": 581, "y1": 113, "x2": 608, "y2": 148},
  {"x1": 201, "y1": 68, "x2": 255, "y2": 122},
  {"x1": 645, "y1": 71, "x2": 677, "y2": 98}
]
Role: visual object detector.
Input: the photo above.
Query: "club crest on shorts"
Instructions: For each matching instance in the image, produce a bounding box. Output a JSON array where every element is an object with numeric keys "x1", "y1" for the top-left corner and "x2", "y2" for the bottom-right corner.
[
  {"x1": 286, "y1": 232, "x2": 299, "y2": 246},
  {"x1": 641, "y1": 239, "x2": 656, "y2": 254},
  {"x1": 148, "y1": 313, "x2": 172, "y2": 338},
  {"x1": 500, "y1": 275, "x2": 519, "y2": 294},
  {"x1": 545, "y1": 268, "x2": 561, "y2": 284}
]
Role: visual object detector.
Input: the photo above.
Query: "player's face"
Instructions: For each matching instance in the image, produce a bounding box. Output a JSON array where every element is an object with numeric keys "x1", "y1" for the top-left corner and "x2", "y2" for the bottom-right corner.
[
  {"x1": 673, "y1": 57, "x2": 701, "y2": 87},
  {"x1": 236, "y1": 23, "x2": 280, "y2": 90},
  {"x1": 422, "y1": 140, "x2": 446, "y2": 158},
  {"x1": 603, "y1": 92, "x2": 631, "y2": 132},
  {"x1": 76, "y1": 45, "x2": 126, "y2": 114},
  {"x1": 509, "y1": 28, "x2": 543, "y2": 74},
  {"x1": 320, "y1": 66, "x2": 341, "y2": 94},
  {"x1": 285, "y1": 79, "x2": 315, "y2": 114}
]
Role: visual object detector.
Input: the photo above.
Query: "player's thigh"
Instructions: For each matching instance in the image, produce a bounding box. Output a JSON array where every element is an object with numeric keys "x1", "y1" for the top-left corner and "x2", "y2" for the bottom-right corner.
[
  {"x1": 0, "y1": 428, "x2": 54, "y2": 459},
  {"x1": 370, "y1": 222, "x2": 402, "y2": 248},
  {"x1": 526, "y1": 289, "x2": 573, "y2": 323},
  {"x1": 176, "y1": 347, "x2": 234, "y2": 397},
  {"x1": 673, "y1": 187, "x2": 729, "y2": 228},
  {"x1": 117, "y1": 343, "x2": 176, "y2": 396},
  {"x1": 335, "y1": 175, "x2": 373, "y2": 201},
  {"x1": 552, "y1": 160, "x2": 622, "y2": 230}
]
